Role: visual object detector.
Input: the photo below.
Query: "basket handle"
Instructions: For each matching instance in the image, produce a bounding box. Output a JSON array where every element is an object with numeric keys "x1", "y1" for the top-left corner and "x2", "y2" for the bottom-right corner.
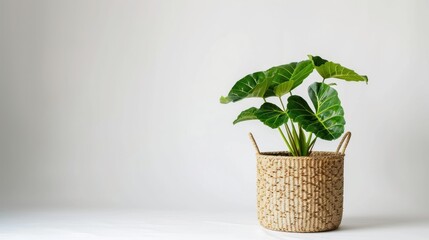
[
  {"x1": 248, "y1": 132, "x2": 261, "y2": 154},
  {"x1": 336, "y1": 131, "x2": 352, "y2": 154}
]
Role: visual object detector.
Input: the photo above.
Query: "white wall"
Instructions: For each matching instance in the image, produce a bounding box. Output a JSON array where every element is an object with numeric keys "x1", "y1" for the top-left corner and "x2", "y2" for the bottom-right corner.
[{"x1": 1, "y1": 0, "x2": 429, "y2": 215}]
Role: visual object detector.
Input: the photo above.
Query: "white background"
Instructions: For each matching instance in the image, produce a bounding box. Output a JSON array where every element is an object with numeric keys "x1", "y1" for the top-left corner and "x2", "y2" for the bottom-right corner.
[{"x1": 1, "y1": 0, "x2": 429, "y2": 223}]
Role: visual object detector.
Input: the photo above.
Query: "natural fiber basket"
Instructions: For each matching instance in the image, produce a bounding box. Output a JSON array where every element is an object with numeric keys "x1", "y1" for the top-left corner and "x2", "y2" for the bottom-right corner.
[{"x1": 249, "y1": 132, "x2": 351, "y2": 232}]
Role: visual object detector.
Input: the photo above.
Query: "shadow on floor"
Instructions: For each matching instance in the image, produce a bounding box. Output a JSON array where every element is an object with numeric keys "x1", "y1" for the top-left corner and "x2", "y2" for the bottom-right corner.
[
  {"x1": 339, "y1": 215, "x2": 429, "y2": 231},
  {"x1": 260, "y1": 215, "x2": 429, "y2": 240}
]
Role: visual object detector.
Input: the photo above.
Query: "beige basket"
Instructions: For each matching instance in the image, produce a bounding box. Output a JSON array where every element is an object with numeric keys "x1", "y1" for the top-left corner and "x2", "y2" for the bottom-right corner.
[{"x1": 249, "y1": 132, "x2": 351, "y2": 232}]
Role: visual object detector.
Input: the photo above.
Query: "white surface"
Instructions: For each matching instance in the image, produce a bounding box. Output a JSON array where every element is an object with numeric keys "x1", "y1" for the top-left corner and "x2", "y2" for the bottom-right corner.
[
  {"x1": 1, "y1": 0, "x2": 429, "y2": 217},
  {"x1": 0, "y1": 210, "x2": 428, "y2": 240}
]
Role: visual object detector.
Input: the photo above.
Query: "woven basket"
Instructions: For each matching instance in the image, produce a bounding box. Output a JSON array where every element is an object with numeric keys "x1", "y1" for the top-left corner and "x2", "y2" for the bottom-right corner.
[{"x1": 249, "y1": 132, "x2": 351, "y2": 232}]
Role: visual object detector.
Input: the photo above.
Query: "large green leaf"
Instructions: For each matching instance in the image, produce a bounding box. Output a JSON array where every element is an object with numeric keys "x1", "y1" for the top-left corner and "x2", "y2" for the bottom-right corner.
[
  {"x1": 287, "y1": 82, "x2": 345, "y2": 140},
  {"x1": 308, "y1": 55, "x2": 368, "y2": 82},
  {"x1": 220, "y1": 60, "x2": 314, "y2": 103},
  {"x1": 264, "y1": 60, "x2": 314, "y2": 97},
  {"x1": 233, "y1": 107, "x2": 258, "y2": 124},
  {"x1": 274, "y1": 80, "x2": 295, "y2": 97},
  {"x1": 254, "y1": 102, "x2": 288, "y2": 129},
  {"x1": 220, "y1": 71, "x2": 272, "y2": 104}
]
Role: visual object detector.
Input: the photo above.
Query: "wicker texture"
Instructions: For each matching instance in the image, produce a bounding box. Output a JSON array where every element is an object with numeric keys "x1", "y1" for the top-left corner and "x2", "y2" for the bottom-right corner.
[{"x1": 251, "y1": 132, "x2": 351, "y2": 232}]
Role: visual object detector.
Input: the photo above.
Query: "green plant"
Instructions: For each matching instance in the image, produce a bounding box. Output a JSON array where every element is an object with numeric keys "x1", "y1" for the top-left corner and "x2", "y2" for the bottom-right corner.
[{"x1": 220, "y1": 55, "x2": 368, "y2": 156}]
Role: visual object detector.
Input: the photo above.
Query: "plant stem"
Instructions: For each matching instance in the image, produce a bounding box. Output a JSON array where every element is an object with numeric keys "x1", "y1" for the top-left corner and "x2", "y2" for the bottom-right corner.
[
  {"x1": 279, "y1": 97, "x2": 286, "y2": 110},
  {"x1": 267, "y1": 97, "x2": 292, "y2": 153},
  {"x1": 309, "y1": 137, "x2": 317, "y2": 152},
  {"x1": 284, "y1": 123, "x2": 298, "y2": 155},
  {"x1": 306, "y1": 132, "x2": 313, "y2": 146},
  {"x1": 278, "y1": 128, "x2": 292, "y2": 152},
  {"x1": 274, "y1": 96, "x2": 314, "y2": 156},
  {"x1": 278, "y1": 96, "x2": 298, "y2": 155}
]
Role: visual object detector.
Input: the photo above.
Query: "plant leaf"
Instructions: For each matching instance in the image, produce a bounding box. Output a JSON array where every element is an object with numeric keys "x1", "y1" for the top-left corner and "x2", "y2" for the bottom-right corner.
[
  {"x1": 219, "y1": 96, "x2": 232, "y2": 104},
  {"x1": 287, "y1": 82, "x2": 345, "y2": 140},
  {"x1": 254, "y1": 102, "x2": 288, "y2": 129},
  {"x1": 220, "y1": 71, "x2": 271, "y2": 104},
  {"x1": 308, "y1": 55, "x2": 368, "y2": 82},
  {"x1": 233, "y1": 107, "x2": 258, "y2": 124},
  {"x1": 264, "y1": 60, "x2": 314, "y2": 97},
  {"x1": 274, "y1": 81, "x2": 295, "y2": 97}
]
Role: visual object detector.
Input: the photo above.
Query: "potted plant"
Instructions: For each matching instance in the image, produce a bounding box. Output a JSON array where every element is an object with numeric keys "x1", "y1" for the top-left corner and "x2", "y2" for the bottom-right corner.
[{"x1": 220, "y1": 55, "x2": 368, "y2": 232}]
